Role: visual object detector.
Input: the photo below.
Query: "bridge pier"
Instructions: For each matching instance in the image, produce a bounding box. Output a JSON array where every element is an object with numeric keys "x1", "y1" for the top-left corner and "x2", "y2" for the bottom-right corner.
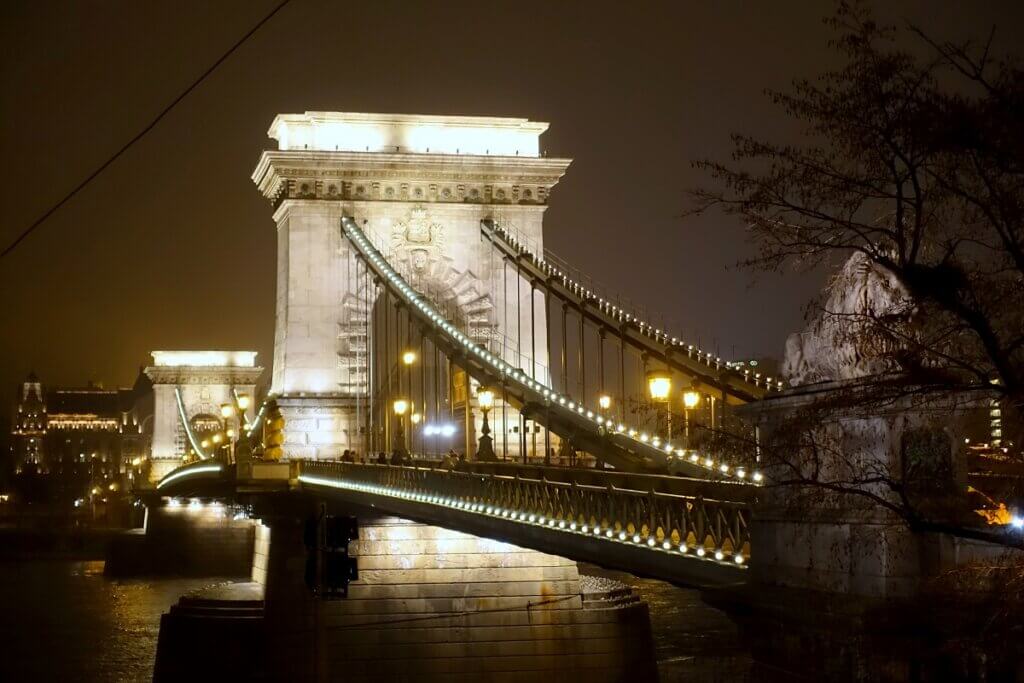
[
  {"x1": 253, "y1": 500, "x2": 657, "y2": 681},
  {"x1": 106, "y1": 496, "x2": 256, "y2": 577}
]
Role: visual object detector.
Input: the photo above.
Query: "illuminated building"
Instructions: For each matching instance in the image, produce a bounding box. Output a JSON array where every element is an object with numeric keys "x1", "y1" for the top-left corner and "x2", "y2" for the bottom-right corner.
[
  {"x1": 9, "y1": 371, "x2": 149, "y2": 508},
  {"x1": 11, "y1": 371, "x2": 46, "y2": 471}
]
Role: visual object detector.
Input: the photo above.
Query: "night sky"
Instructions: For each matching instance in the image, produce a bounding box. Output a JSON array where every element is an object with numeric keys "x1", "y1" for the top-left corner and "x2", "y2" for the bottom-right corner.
[{"x1": 2, "y1": 1, "x2": 1021, "y2": 415}]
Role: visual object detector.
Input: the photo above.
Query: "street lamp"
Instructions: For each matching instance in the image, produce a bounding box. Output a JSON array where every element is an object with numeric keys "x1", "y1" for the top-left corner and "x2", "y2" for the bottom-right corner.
[
  {"x1": 393, "y1": 398, "x2": 409, "y2": 460},
  {"x1": 476, "y1": 388, "x2": 496, "y2": 461},
  {"x1": 220, "y1": 403, "x2": 237, "y2": 463},
  {"x1": 410, "y1": 412, "x2": 422, "y2": 456},
  {"x1": 683, "y1": 388, "x2": 701, "y2": 446},
  {"x1": 683, "y1": 389, "x2": 701, "y2": 409},
  {"x1": 599, "y1": 394, "x2": 612, "y2": 412},
  {"x1": 402, "y1": 350, "x2": 417, "y2": 366},
  {"x1": 647, "y1": 372, "x2": 672, "y2": 439},
  {"x1": 236, "y1": 393, "x2": 251, "y2": 411}
]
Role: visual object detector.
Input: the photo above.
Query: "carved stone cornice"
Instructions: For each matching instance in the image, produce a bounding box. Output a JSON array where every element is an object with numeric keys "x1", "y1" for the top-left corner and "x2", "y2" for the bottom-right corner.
[
  {"x1": 252, "y1": 151, "x2": 572, "y2": 208},
  {"x1": 144, "y1": 366, "x2": 264, "y2": 386}
]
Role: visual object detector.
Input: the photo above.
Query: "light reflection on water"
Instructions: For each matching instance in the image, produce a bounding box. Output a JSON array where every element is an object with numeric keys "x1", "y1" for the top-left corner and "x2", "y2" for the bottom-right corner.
[{"x1": 0, "y1": 560, "x2": 223, "y2": 682}]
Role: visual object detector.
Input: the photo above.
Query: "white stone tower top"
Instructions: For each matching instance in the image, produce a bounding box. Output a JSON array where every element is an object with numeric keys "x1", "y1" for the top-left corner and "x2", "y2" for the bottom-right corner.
[
  {"x1": 150, "y1": 350, "x2": 258, "y2": 368},
  {"x1": 267, "y1": 111, "x2": 549, "y2": 157}
]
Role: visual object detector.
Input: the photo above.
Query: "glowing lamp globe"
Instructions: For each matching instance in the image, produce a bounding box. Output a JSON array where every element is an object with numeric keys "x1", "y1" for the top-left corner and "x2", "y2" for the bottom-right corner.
[
  {"x1": 647, "y1": 374, "x2": 671, "y2": 401},
  {"x1": 477, "y1": 388, "x2": 495, "y2": 410}
]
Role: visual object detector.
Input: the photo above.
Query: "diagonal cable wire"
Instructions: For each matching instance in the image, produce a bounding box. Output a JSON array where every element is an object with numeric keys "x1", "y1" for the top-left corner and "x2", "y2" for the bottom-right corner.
[{"x1": 0, "y1": 0, "x2": 293, "y2": 260}]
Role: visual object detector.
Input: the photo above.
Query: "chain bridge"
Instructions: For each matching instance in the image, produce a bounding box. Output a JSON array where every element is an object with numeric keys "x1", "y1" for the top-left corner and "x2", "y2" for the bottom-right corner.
[
  {"x1": 143, "y1": 112, "x2": 1006, "y2": 680},
  {"x1": 155, "y1": 205, "x2": 772, "y2": 588},
  {"x1": 142, "y1": 112, "x2": 801, "y2": 681}
]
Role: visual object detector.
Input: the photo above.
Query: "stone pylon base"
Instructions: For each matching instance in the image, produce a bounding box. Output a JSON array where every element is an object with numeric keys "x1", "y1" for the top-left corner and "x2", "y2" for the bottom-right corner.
[
  {"x1": 149, "y1": 458, "x2": 184, "y2": 484},
  {"x1": 260, "y1": 514, "x2": 657, "y2": 681},
  {"x1": 269, "y1": 395, "x2": 358, "y2": 461}
]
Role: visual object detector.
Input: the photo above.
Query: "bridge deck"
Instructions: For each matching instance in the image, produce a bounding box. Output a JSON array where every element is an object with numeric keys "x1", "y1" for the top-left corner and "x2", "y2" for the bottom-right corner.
[{"x1": 155, "y1": 459, "x2": 751, "y2": 588}]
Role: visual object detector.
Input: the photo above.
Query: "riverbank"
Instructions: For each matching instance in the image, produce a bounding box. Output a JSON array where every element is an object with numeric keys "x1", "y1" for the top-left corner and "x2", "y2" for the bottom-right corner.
[{"x1": 0, "y1": 526, "x2": 125, "y2": 560}]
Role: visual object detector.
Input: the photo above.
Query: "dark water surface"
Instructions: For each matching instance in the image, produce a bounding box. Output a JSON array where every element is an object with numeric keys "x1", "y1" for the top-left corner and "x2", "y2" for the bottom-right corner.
[
  {"x1": 0, "y1": 560, "x2": 750, "y2": 682},
  {"x1": 580, "y1": 564, "x2": 754, "y2": 682},
  {"x1": 0, "y1": 561, "x2": 224, "y2": 682}
]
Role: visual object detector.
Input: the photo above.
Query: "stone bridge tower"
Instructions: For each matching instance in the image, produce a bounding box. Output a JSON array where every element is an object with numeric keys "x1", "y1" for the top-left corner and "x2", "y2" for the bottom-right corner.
[
  {"x1": 252, "y1": 112, "x2": 571, "y2": 459},
  {"x1": 145, "y1": 351, "x2": 262, "y2": 482}
]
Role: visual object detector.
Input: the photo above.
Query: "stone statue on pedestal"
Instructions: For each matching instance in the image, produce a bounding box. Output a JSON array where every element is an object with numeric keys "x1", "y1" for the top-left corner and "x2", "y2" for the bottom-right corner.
[{"x1": 782, "y1": 252, "x2": 915, "y2": 386}]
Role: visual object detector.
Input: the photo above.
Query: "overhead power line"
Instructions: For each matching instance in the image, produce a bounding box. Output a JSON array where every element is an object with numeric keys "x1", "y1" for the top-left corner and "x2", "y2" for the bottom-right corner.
[{"x1": 0, "y1": 0, "x2": 293, "y2": 260}]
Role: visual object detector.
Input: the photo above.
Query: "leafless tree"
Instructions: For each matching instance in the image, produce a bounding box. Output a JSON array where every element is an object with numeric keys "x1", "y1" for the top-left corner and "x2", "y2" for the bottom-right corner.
[{"x1": 690, "y1": 1, "x2": 1024, "y2": 547}]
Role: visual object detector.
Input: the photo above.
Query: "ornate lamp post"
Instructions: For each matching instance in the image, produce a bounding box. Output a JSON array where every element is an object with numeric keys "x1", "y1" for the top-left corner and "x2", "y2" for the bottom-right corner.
[
  {"x1": 475, "y1": 388, "x2": 496, "y2": 461},
  {"x1": 647, "y1": 372, "x2": 672, "y2": 439},
  {"x1": 399, "y1": 351, "x2": 417, "y2": 458},
  {"x1": 410, "y1": 412, "x2": 421, "y2": 456},
  {"x1": 392, "y1": 398, "x2": 409, "y2": 459},
  {"x1": 683, "y1": 388, "x2": 701, "y2": 448},
  {"x1": 220, "y1": 403, "x2": 237, "y2": 463},
  {"x1": 211, "y1": 432, "x2": 224, "y2": 461}
]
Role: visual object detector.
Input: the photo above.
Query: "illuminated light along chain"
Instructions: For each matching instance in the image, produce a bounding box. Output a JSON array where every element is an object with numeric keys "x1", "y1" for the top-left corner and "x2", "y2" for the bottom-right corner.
[
  {"x1": 298, "y1": 472, "x2": 747, "y2": 566},
  {"x1": 342, "y1": 217, "x2": 762, "y2": 483},
  {"x1": 157, "y1": 464, "x2": 223, "y2": 490}
]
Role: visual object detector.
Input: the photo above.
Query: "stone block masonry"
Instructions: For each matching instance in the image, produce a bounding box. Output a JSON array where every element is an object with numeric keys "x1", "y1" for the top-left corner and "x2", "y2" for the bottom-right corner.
[{"x1": 259, "y1": 512, "x2": 657, "y2": 681}]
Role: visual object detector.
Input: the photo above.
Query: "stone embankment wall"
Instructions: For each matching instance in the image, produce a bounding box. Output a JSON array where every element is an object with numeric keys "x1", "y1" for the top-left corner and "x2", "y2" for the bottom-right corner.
[{"x1": 106, "y1": 500, "x2": 255, "y2": 577}]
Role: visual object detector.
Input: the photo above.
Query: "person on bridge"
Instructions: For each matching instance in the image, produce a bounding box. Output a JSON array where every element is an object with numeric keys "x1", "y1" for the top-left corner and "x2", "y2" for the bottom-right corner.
[
  {"x1": 441, "y1": 451, "x2": 456, "y2": 469},
  {"x1": 376, "y1": 452, "x2": 387, "y2": 464}
]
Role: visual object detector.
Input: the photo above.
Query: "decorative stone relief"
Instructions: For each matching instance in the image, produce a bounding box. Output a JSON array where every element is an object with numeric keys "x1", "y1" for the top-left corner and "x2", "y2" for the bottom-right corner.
[{"x1": 272, "y1": 173, "x2": 550, "y2": 207}]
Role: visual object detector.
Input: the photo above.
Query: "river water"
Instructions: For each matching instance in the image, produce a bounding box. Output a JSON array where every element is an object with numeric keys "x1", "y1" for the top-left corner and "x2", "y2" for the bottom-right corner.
[
  {"x1": 0, "y1": 560, "x2": 753, "y2": 682},
  {"x1": 0, "y1": 561, "x2": 224, "y2": 682}
]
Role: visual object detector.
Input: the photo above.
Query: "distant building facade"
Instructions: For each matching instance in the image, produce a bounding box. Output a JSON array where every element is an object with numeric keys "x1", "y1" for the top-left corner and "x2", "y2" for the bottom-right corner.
[
  {"x1": 11, "y1": 372, "x2": 46, "y2": 469},
  {"x1": 9, "y1": 372, "x2": 150, "y2": 509}
]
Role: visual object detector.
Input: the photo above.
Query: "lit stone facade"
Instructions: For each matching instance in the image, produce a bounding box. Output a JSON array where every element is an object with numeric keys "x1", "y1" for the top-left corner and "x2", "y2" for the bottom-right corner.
[
  {"x1": 252, "y1": 112, "x2": 571, "y2": 459},
  {"x1": 144, "y1": 351, "x2": 262, "y2": 482},
  {"x1": 11, "y1": 372, "x2": 46, "y2": 470}
]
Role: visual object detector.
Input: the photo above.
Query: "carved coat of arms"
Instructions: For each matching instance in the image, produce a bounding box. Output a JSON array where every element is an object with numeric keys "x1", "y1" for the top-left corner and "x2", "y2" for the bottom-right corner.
[{"x1": 391, "y1": 207, "x2": 445, "y2": 272}]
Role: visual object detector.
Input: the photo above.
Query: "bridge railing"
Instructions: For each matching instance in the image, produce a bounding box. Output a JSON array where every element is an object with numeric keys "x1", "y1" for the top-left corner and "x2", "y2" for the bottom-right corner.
[{"x1": 299, "y1": 460, "x2": 752, "y2": 562}]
